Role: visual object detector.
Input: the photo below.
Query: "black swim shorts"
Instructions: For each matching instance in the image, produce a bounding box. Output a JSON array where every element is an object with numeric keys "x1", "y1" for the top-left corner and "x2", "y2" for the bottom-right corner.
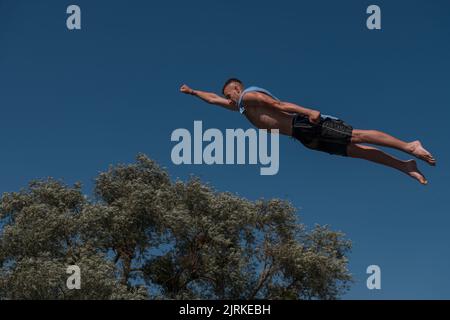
[{"x1": 291, "y1": 114, "x2": 353, "y2": 157}]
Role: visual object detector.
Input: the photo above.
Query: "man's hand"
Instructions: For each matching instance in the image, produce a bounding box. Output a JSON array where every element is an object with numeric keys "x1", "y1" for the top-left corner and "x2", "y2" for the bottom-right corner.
[
  {"x1": 309, "y1": 110, "x2": 321, "y2": 125},
  {"x1": 180, "y1": 84, "x2": 194, "y2": 95}
]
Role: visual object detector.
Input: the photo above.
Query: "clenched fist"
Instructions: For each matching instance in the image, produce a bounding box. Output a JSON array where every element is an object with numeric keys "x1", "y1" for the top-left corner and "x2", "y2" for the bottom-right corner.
[
  {"x1": 180, "y1": 84, "x2": 194, "y2": 95},
  {"x1": 309, "y1": 110, "x2": 321, "y2": 125}
]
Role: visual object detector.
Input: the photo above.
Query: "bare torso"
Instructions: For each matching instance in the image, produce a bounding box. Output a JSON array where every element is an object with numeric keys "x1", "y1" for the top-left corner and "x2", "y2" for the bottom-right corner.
[{"x1": 243, "y1": 94, "x2": 294, "y2": 136}]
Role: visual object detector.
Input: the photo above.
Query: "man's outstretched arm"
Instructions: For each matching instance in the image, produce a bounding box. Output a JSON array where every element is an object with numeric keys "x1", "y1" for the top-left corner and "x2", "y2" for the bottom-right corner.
[{"x1": 180, "y1": 84, "x2": 238, "y2": 111}]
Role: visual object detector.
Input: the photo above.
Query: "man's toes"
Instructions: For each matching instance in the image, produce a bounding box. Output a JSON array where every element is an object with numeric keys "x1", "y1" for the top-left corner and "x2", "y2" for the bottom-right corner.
[{"x1": 413, "y1": 173, "x2": 428, "y2": 185}]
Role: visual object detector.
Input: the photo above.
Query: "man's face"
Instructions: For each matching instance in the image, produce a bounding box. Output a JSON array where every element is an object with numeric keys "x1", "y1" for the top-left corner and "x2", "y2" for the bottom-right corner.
[{"x1": 223, "y1": 83, "x2": 243, "y2": 104}]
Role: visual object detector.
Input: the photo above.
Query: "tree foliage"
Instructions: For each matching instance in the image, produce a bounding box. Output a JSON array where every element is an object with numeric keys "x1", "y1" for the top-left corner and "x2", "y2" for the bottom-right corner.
[{"x1": 0, "y1": 154, "x2": 351, "y2": 300}]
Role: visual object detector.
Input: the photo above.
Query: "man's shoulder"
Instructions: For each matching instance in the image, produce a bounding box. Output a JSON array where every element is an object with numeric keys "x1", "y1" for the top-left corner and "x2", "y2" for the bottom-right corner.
[
  {"x1": 243, "y1": 91, "x2": 275, "y2": 104},
  {"x1": 242, "y1": 91, "x2": 261, "y2": 99}
]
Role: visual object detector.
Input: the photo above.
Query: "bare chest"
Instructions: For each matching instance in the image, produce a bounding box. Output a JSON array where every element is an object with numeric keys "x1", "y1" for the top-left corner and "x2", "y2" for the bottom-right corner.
[{"x1": 244, "y1": 105, "x2": 293, "y2": 135}]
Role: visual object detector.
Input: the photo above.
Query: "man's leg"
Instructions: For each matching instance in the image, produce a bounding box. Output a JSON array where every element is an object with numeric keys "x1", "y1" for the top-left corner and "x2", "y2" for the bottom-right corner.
[
  {"x1": 351, "y1": 129, "x2": 436, "y2": 166},
  {"x1": 347, "y1": 144, "x2": 428, "y2": 185}
]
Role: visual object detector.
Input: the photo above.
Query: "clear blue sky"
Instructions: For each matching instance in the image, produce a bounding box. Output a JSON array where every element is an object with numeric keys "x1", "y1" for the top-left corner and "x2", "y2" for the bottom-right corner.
[{"x1": 0, "y1": 0, "x2": 449, "y2": 299}]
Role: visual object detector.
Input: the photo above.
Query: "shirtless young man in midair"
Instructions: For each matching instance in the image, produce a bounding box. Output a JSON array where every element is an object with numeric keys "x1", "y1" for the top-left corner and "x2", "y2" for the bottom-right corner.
[{"x1": 180, "y1": 79, "x2": 436, "y2": 185}]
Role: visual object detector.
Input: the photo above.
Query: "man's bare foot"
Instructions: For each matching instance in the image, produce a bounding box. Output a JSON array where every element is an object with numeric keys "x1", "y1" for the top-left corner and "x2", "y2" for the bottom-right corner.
[
  {"x1": 403, "y1": 160, "x2": 428, "y2": 185},
  {"x1": 409, "y1": 141, "x2": 436, "y2": 166}
]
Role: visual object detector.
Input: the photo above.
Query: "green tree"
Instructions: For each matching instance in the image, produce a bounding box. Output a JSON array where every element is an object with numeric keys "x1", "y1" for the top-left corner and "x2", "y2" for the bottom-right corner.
[{"x1": 0, "y1": 154, "x2": 352, "y2": 300}]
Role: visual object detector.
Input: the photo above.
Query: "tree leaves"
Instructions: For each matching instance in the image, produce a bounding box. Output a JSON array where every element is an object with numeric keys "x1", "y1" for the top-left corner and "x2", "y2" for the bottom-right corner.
[{"x1": 0, "y1": 154, "x2": 352, "y2": 300}]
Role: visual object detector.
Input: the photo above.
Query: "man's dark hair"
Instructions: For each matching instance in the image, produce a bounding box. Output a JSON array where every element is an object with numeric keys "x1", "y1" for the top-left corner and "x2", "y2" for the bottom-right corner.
[{"x1": 222, "y1": 78, "x2": 244, "y2": 95}]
